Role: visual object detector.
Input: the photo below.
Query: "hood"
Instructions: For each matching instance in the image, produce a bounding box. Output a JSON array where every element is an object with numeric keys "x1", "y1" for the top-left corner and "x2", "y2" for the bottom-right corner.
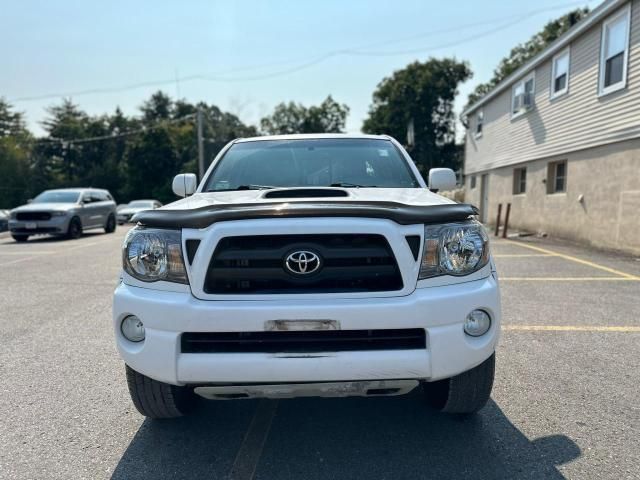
[
  {"x1": 11, "y1": 202, "x2": 80, "y2": 213},
  {"x1": 133, "y1": 188, "x2": 477, "y2": 229},
  {"x1": 161, "y1": 187, "x2": 454, "y2": 211}
]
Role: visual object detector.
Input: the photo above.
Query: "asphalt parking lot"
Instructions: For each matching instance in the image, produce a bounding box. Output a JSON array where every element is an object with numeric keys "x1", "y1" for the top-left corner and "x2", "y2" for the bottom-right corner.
[{"x1": 0, "y1": 227, "x2": 639, "y2": 479}]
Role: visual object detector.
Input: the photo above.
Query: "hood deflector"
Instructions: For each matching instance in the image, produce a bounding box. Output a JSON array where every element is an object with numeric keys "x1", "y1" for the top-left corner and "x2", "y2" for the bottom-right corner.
[{"x1": 132, "y1": 201, "x2": 479, "y2": 229}]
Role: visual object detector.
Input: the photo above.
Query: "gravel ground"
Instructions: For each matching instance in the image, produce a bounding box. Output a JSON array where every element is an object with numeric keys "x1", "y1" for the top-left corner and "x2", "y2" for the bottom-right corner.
[{"x1": 0, "y1": 227, "x2": 638, "y2": 479}]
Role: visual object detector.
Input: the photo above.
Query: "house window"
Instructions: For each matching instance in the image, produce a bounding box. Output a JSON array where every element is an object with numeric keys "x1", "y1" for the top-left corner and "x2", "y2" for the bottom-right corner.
[
  {"x1": 599, "y1": 5, "x2": 631, "y2": 95},
  {"x1": 475, "y1": 110, "x2": 484, "y2": 138},
  {"x1": 513, "y1": 167, "x2": 527, "y2": 195},
  {"x1": 512, "y1": 73, "x2": 535, "y2": 118},
  {"x1": 547, "y1": 160, "x2": 567, "y2": 194},
  {"x1": 551, "y1": 49, "x2": 570, "y2": 98},
  {"x1": 470, "y1": 175, "x2": 477, "y2": 189}
]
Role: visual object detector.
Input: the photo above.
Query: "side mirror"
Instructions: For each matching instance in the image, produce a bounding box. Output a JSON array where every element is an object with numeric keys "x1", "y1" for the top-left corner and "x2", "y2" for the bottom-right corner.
[
  {"x1": 428, "y1": 168, "x2": 456, "y2": 192},
  {"x1": 172, "y1": 173, "x2": 198, "y2": 197},
  {"x1": 26, "y1": 198, "x2": 33, "y2": 204}
]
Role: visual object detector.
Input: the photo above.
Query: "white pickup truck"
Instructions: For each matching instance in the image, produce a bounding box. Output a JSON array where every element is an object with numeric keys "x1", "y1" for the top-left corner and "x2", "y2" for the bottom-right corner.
[{"x1": 113, "y1": 134, "x2": 500, "y2": 418}]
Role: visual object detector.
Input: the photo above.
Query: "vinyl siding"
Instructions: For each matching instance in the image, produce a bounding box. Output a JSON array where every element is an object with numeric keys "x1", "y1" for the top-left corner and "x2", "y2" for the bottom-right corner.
[{"x1": 465, "y1": 1, "x2": 640, "y2": 174}]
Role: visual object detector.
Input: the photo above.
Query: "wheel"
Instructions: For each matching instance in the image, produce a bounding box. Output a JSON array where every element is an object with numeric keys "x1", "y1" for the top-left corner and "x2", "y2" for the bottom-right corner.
[
  {"x1": 125, "y1": 365, "x2": 195, "y2": 419},
  {"x1": 423, "y1": 353, "x2": 495, "y2": 414},
  {"x1": 104, "y1": 214, "x2": 116, "y2": 233},
  {"x1": 12, "y1": 234, "x2": 29, "y2": 242},
  {"x1": 66, "y1": 217, "x2": 82, "y2": 239}
]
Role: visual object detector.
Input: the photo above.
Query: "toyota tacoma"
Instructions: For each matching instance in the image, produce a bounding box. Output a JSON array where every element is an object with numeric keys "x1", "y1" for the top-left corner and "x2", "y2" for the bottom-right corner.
[{"x1": 113, "y1": 134, "x2": 500, "y2": 418}]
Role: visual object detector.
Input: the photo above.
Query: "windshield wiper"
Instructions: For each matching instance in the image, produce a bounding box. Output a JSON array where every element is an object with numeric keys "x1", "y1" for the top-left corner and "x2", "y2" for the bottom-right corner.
[
  {"x1": 330, "y1": 182, "x2": 379, "y2": 188},
  {"x1": 208, "y1": 184, "x2": 275, "y2": 192}
]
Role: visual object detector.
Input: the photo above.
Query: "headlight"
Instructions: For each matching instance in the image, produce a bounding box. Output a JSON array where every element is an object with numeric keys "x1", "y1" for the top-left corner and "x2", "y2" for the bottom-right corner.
[
  {"x1": 123, "y1": 228, "x2": 188, "y2": 284},
  {"x1": 9, "y1": 211, "x2": 16, "y2": 219},
  {"x1": 419, "y1": 221, "x2": 490, "y2": 279}
]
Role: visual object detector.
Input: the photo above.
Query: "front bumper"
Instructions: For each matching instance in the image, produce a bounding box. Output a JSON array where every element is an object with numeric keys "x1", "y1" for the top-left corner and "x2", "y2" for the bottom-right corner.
[
  {"x1": 117, "y1": 213, "x2": 133, "y2": 224},
  {"x1": 113, "y1": 273, "x2": 501, "y2": 386},
  {"x1": 9, "y1": 216, "x2": 71, "y2": 235}
]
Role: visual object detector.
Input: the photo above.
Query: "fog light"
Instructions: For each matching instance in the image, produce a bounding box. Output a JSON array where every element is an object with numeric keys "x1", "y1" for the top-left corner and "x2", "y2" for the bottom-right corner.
[
  {"x1": 121, "y1": 315, "x2": 145, "y2": 342},
  {"x1": 464, "y1": 310, "x2": 491, "y2": 337}
]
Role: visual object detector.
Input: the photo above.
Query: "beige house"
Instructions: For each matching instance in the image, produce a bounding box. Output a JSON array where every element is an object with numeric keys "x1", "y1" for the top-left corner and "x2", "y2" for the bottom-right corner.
[{"x1": 462, "y1": 0, "x2": 640, "y2": 254}]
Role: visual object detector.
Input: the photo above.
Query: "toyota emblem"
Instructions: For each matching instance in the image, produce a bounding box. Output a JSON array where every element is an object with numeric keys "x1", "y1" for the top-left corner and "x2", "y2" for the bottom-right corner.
[{"x1": 285, "y1": 250, "x2": 321, "y2": 275}]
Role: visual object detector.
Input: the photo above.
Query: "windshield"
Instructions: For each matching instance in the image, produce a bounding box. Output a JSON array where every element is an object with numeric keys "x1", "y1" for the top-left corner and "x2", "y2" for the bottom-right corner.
[
  {"x1": 32, "y1": 191, "x2": 81, "y2": 203},
  {"x1": 204, "y1": 139, "x2": 420, "y2": 191},
  {"x1": 128, "y1": 201, "x2": 155, "y2": 208}
]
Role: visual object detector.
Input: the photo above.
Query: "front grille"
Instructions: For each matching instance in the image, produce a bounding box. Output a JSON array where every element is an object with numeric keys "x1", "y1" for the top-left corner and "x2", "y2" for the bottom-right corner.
[
  {"x1": 204, "y1": 234, "x2": 403, "y2": 294},
  {"x1": 16, "y1": 211, "x2": 51, "y2": 221},
  {"x1": 181, "y1": 329, "x2": 426, "y2": 353}
]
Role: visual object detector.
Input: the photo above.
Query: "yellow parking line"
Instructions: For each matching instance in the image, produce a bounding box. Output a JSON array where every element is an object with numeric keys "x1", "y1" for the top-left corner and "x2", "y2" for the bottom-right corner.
[
  {"x1": 503, "y1": 325, "x2": 640, "y2": 332},
  {"x1": 501, "y1": 277, "x2": 638, "y2": 281},
  {"x1": 504, "y1": 240, "x2": 640, "y2": 280},
  {"x1": 493, "y1": 253, "x2": 553, "y2": 258}
]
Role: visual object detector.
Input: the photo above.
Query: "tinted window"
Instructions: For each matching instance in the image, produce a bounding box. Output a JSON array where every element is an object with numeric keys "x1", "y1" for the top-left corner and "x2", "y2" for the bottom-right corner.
[
  {"x1": 204, "y1": 139, "x2": 420, "y2": 191},
  {"x1": 33, "y1": 191, "x2": 81, "y2": 203}
]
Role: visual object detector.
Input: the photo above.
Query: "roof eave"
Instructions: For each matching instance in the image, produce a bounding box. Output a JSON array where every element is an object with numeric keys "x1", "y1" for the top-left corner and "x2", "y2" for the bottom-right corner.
[{"x1": 461, "y1": 0, "x2": 626, "y2": 118}]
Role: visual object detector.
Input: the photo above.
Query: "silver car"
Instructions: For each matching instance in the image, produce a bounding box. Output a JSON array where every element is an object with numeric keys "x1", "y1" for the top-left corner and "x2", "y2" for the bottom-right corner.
[
  {"x1": 8, "y1": 188, "x2": 117, "y2": 242},
  {"x1": 116, "y1": 199, "x2": 162, "y2": 225}
]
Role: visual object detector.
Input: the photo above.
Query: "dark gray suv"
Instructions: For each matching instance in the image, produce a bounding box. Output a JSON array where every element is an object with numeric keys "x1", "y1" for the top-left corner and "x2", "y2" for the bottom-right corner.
[{"x1": 9, "y1": 188, "x2": 117, "y2": 242}]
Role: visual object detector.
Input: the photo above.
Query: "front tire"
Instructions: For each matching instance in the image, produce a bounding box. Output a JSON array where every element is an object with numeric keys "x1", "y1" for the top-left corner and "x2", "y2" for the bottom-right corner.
[
  {"x1": 125, "y1": 365, "x2": 195, "y2": 419},
  {"x1": 423, "y1": 353, "x2": 495, "y2": 414},
  {"x1": 12, "y1": 234, "x2": 29, "y2": 242},
  {"x1": 66, "y1": 217, "x2": 82, "y2": 240},
  {"x1": 104, "y1": 214, "x2": 116, "y2": 233}
]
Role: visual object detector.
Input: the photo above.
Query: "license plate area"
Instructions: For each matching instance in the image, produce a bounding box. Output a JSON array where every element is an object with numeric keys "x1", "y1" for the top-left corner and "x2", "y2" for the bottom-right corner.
[
  {"x1": 194, "y1": 380, "x2": 420, "y2": 399},
  {"x1": 264, "y1": 319, "x2": 340, "y2": 331},
  {"x1": 25, "y1": 222, "x2": 37, "y2": 229}
]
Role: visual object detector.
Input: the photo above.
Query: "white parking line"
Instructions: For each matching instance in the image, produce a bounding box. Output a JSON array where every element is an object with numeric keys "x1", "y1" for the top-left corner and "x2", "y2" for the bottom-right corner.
[
  {"x1": 0, "y1": 237, "x2": 119, "y2": 267},
  {"x1": 0, "y1": 251, "x2": 55, "y2": 255},
  {"x1": 0, "y1": 257, "x2": 36, "y2": 267}
]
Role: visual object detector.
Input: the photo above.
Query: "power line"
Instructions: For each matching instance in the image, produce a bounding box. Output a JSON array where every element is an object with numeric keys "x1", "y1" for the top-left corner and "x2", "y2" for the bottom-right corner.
[
  {"x1": 34, "y1": 113, "x2": 195, "y2": 145},
  {"x1": 344, "y1": 19, "x2": 520, "y2": 57},
  {"x1": 9, "y1": 2, "x2": 588, "y2": 103}
]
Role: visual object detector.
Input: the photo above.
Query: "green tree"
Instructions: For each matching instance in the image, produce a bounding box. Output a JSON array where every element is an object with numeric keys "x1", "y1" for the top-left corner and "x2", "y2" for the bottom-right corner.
[
  {"x1": 199, "y1": 103, "x2": 258, "y2": 171},
  {"x1": 260, "y1": 95, "x2": 349, "y2": 135},
  {"x1": 126, "y1": 93, "x2": 258, "y2": 202},
  {"x1": 466, "y1": 8, "x2": 589, "y2": 108},
  {"x1": 1, "y1": 92, "x2": 259, "y2": 206},
  {"x1": 126, "y1": 126, "x2": 178, "y2": 201},
  {"x1": 140, "y1": 91, "x2": 174, "y2": 123},
  {"x1": 0, "y1": 98, "x2": 27, "y2": 138},
  {"x1": 362, "y1": 58, "x2": 472, "y2": 172},
  {"x1": 0, "y1": 99, "x2": 33, "y2": 207},
  {"x1": 40, "y1": 99, "x2": 90, "y2": 183}
]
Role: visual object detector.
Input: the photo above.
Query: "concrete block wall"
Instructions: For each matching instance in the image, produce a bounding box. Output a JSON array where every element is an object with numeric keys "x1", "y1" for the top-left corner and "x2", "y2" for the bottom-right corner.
[{"x1": 464, "y1": 138, "x2": 640, "y2": 254}]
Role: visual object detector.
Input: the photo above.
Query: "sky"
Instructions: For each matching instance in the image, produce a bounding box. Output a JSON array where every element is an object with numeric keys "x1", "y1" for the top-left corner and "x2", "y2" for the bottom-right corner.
[{"x1": 2, "y1": 0, "x2": 601, "y2": 138}]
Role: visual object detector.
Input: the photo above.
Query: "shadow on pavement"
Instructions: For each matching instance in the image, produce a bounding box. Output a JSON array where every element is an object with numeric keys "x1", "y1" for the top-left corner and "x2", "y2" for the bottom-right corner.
[{"x1": 111, "y1": 391, "x2": 580, "y2": 479}]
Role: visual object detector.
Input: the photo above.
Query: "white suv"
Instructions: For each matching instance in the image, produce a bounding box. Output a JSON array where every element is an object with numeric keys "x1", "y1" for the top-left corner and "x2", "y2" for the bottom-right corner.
[{"x1": 113, "y1": 134, "x2": 500, "y2": 418}]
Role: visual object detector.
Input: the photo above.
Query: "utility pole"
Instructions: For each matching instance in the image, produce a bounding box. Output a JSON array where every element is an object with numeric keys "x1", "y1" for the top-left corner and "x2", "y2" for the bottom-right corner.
[{"x1": 197, "y1": 107, "x2": 204, "y2": 180}]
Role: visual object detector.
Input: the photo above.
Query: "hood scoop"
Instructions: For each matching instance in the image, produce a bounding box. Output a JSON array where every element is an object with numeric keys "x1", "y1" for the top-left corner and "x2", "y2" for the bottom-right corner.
[{"x1": 263, "y1": 188, "x2": 349, "y2": 199}]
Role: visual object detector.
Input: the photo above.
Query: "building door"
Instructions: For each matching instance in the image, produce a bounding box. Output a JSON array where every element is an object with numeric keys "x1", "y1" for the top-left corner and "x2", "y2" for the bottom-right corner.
[{"x1": 480, "y1": 174, "x2": 489, "y2": 223}]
